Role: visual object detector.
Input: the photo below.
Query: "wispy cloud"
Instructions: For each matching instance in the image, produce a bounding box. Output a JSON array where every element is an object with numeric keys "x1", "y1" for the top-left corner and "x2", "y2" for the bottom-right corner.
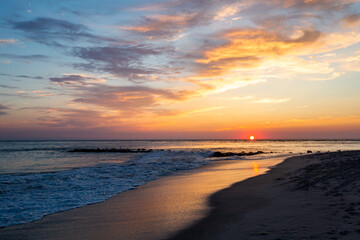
[
  {"x1": 72, "y1": 45, "x2": 171, "y2": 82},
  {"x1": 252, "y1": 98, "x2": 291, "y2": 104},
  {"x1": 0, "y1": 73, "x2": 44, "y2": 80},
  {"x1": 0, "y1": 38, "x2": 18, "y2": 45},
  {"x1": 186, "y1": 106, "x2": 225, "y2": 115},
  {"x1": 343, "y1": 13, "x2": 360, "y2": 27},
  {"x1": 0, "y1": 90, "x2": 41, "y2": 99},
  {"x1": 36, "y1": 109, "x2": 110, "y2": 128},
  {"x1": 0, "y1": 104, "x2": 10, "y2": 115},
  {"x1": 31, "y1": 91, "x2": 54, "y2": 97},
  {"x1": 226, "y1": 96, "x2": 254, "y2": 101},
  {"x1": 9, "y1": 17, "x2": 115, "y2": 47},
  {"x1": 121, "y1": 13, "x2": 209, "y2": 39},
  {"x1": 0, "y1": 54, "x2": 48, "y2": 63},
  {"x1": 0, "y1": 84, "x2": 18, "y2": 89},
  {"x1": 49, "y1": 74, "x2": 106, "y2": 86},
  {"x1": 70, "y1": 83, "x2": 195, "y2": 116}
]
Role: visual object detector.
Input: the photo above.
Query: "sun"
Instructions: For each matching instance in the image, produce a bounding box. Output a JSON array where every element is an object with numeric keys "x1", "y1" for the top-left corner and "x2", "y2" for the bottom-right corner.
[{"x1": 249, "y1": 136, "x2": 255, "y2": 140}]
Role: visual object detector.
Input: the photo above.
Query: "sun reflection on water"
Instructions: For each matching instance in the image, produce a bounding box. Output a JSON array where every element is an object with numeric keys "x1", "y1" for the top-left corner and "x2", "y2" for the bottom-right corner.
[{"x1": 253, "y1": 162, "x2": 259, "y2": 174}]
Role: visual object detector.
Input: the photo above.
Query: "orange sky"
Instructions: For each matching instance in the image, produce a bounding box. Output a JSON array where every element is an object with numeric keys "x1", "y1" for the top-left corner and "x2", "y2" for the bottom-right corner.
[{"x1": 0, "y1": 0, "x2": 359, "y2": 139}]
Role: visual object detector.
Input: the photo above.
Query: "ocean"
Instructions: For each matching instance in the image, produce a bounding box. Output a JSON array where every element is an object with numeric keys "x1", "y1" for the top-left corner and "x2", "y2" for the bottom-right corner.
[{"x1": 1, "y1": 140, "x2": 359, "y2": 227}]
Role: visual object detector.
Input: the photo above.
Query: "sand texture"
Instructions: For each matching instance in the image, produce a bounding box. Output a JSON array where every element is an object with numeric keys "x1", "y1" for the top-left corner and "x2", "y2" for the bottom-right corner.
[{"x1": 168, "y1": 150, "x2": 360, "y2": 240}]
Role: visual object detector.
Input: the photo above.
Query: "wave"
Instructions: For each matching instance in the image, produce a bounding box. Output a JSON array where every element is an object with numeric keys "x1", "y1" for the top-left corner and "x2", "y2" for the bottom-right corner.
[{"x1": 0, "y1": 150, "x2": 212, "y2": 227}]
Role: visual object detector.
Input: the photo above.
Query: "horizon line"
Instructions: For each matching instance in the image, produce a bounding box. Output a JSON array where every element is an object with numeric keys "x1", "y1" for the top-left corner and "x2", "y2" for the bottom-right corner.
[{"x1": 1, "y1": 138, "x2": 360, "y2": 141}]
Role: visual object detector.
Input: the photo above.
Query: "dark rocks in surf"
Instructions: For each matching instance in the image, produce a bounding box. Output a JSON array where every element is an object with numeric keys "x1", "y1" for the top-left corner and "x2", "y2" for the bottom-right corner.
[
  {"x1": 68, "y1": 148, "x2": 153, "y2": 153},
  {"x1": 212, "y1": 151, "x2": 265, "y2": 157}
]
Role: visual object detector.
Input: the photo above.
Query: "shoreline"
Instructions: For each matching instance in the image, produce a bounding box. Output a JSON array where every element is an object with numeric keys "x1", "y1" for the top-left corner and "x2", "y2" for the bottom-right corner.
[
  {"x1": 2, "y1": 151, "x2": 359, "y2": 239},
  {"x1": 0, "y1": 155, "x2": 286, "y2": 240},
  {"x1": 167, "y1": 150, "x2": 360, "y2": 240}
]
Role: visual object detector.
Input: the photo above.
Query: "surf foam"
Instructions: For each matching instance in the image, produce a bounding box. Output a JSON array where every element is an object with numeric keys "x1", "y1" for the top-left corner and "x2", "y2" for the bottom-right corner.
[{"x1": 0, "y1": 150, "x2": 212, "y2": 227}]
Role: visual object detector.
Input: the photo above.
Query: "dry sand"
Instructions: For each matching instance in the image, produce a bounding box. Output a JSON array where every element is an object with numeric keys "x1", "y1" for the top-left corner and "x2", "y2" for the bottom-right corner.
[{"x1": 168, "y1": 150, "x2": 360, "y2": 240}]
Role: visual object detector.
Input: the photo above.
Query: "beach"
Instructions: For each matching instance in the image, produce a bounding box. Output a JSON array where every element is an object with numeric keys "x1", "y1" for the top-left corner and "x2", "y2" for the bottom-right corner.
[
  {"x1": 168, "y1": 150, "x2": 360, "y2": 240},
  {"x1": 0, "y1": 155, "x2": 285, "y2": 240},
  {"x1": 1, "y1": 150, "x2": 360, "y2": 240}
]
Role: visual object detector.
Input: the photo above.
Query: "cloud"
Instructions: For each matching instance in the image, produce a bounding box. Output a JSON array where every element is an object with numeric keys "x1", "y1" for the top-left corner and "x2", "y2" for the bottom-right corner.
[
  {"x1": 121, "y1": 13, "x2": 209, "y2": 39},
  {"x1": 185, "y1": 106, "x2": 225, "y2": 115},
  {"x1": 0, "y1": 90, "x2": 39, "y2": 99},
  {"x1": 71, "y1": 83, "x2": 195, "y2": 116},
  {"x1": 0, "y1": 54, "x2": 48, "y2": 63},
  {"x1": 31, "y1": 91, "x2": 54, "y2": 97},
  {"x1": 23, "y1": 107, "x2": 141, "y2": 131},
  {"x1": 1, "y1": 0, "x2": 359, "y2": 134},
  {"x1": 72, "y1": 45, "x2": 171, "y2": 81},
  {"x1": 36, "y1": 109, "x2": 109, "y2": 128},
  {"x1": 10, "y1": 17, "x2": 113, "y2": 47},
  {"x1": 213, "y1": 3, "x2": 244, "y2": 21},
  {"x1": 252, "y1": 98, "x2": 291, "y2": 104},
  {"x1": 0, "y1": 60, "x2": 11, "y2": 64},
  {"x1": 128, "y1": 1, "x2": 180, "y2": 12},
  {"x1": 0, "y1": 104, "x2": 9, "y2": 115},
  {"x1": 185, "y1": 3, "x2": 359, "y2": 89},
  {"x1": 341, "y1": 51, "x2": 360, "y2": 72},
  {"x1": 343, "y1": 13, "x2": 360, "y2": 27},
  {"x1": 49, "y1": 74, "x2": 106, "y2": 86},
  {"x1": 197, "y1": 28, "x2": 322, "y2": 65},
  {"x1": 278, "y1": 0, "x2": 356, "y2": 10},
  {"x1": 0, "y1": 38, "x2": 18, "y2": 45},
  {"x1": 14, "y1": 75, "x2": 44, "y2": 80},
  {"x1": 180, "y1": 26, "x2": 331, "y2": 92},
  {"x1": 0, "y1": 84, "x2": 18, "y2": 89},
  {"x1": 226, "y1": 96, "x2": 254, "y2": 101},
  {"x1": 0, "y1": 73, "x2": 44, "y2": 80}
]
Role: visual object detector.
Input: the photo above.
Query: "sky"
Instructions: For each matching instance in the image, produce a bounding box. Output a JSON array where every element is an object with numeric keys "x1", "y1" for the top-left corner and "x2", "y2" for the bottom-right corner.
[{"x1": 0, "y1": 0, "x2": 360, "y2": 140}]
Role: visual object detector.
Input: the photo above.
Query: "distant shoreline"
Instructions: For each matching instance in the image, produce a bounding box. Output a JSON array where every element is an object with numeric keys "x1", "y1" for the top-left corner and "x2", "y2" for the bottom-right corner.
[{"x1": 1, "y1": 139, "x2": 360, "y2": 141}]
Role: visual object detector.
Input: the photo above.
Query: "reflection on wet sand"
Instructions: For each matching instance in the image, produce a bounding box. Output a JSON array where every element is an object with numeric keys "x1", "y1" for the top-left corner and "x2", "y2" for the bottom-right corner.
[
  {"x1": 0, "y1": 157, "x2": 287, "y2": 240},
  {"x1": 253, "y1": 162, "x2": 259, "y2": 174}
]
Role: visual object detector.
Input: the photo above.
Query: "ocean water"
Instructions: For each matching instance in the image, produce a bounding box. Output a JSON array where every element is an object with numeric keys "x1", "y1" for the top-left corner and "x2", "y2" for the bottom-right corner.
[{"x1": 1, "y1": 140, "x2": 359, "y2": 227}]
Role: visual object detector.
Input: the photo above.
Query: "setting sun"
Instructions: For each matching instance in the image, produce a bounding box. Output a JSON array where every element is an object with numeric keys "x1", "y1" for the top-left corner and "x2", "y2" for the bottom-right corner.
[{"x1": 250, "y1": 136, "x2": 255, "y2": 140}]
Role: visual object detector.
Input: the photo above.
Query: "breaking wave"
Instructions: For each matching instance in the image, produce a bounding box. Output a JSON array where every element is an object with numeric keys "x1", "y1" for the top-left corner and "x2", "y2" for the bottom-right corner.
[{"x1": 0, "y1": 150, "x2": 213, "y2": 227}]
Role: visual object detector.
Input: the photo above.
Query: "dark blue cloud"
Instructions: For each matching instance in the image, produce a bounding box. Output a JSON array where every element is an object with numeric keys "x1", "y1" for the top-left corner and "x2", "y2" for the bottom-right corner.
[
  {"x1": 72, "y1": 45, "x2": 172, "y2": 82},
  {"x1": 0, "y1": 54, "x2": 48, "y2": 62},
  {"x1": 0, "y1": 104, "x2": 9, "y2": 115},
  {"x1": 0, "y1": 84, "x2": 18, "y2": 89},
  {"x1": 0, "y1": 72, "x2": 44, "y2": 80},
  {"x1": 9, "y1": 17, "x2": 115, "y2": 47},
  {"x1": 49, "y1": 74, "x2": 96, "y2": 85}
]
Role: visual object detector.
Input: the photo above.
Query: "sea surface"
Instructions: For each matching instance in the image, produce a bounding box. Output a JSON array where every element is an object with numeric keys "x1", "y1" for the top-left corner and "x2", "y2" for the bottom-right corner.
[{"x1": 1, "y1": 140, "x2": 359, "y2": 227}]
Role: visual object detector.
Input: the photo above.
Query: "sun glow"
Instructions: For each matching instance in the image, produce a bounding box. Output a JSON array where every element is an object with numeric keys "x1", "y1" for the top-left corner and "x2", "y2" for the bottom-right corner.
[
  {"x1": 253, "y1": 162, "x2": 259, "y2": 174},
  {"x1": 250, "y1": 135, "x2": 255, "y2": 140}
]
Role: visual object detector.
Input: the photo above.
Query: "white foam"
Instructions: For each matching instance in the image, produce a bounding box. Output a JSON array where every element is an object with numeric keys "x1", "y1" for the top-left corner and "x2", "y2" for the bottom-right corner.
[{"x1": 0, "y1": 150, "x2": 212, "y2": 227}]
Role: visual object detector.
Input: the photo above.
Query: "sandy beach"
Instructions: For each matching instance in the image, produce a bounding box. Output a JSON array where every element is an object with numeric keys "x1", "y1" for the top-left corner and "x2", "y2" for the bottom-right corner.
[
  {"x1": 168, "y1": 150, "x2": 360, "y2": 240},
  {"x1": 1, "y1": 151, "x2": 360, "y2": 240}
]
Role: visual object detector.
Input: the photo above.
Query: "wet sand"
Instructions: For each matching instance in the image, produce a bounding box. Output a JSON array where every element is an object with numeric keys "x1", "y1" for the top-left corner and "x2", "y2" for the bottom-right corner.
[
  {"x1": 168, "y1": 150, "x2": 360, "y2": 240},
  {"x1": 0, "y1": 156, "x2": 285, "y2": 240}
]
